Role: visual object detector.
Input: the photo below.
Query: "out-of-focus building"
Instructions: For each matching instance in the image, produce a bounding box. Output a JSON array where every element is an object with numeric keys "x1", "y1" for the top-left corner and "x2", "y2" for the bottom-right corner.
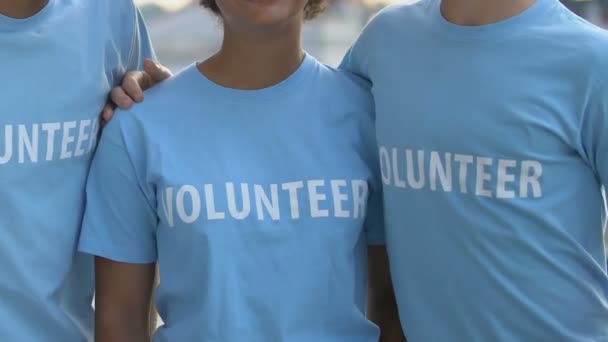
[
  {"x1": 137, "y1": 0, "x2": 375, "y2": 70},
  {"x1": 137, "y1": 0, "x2": 607, "y2": 71},
  {"x1": 561, "y1": 0, "x2": 608, "y2": 23}
]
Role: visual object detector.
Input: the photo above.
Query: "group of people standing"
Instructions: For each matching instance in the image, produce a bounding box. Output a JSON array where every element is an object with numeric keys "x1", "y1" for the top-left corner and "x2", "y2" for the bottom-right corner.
[{"x1": 1, "y1": 0, "x2": 607, "y2": 341}]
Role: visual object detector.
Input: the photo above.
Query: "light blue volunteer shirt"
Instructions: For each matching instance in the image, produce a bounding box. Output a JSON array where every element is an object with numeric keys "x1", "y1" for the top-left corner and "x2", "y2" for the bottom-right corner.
[
  {"x1": 78, "y1": 54, "x2": 385, "y2": 341},
  {"x1": 0, "y1": 1, "x2": 154, "y2": 340},
  {"x1": 341, "y1": 0, "x2": 608, "y2": 340}
]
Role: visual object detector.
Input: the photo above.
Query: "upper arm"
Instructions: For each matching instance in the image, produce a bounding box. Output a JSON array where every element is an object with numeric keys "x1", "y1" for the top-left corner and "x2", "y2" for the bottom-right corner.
[
  {"x1": 339, "y1": 31, "x2": 371, "y2": 79},
  {"x1": 339, "y1": 9, "x2": 385, "y2": 79},
  {"x1": 581, "y1": 79, "x2": 608, "y2": 188},
  {"x1": 79, "y1": 118, "x2": 158, "y2": 339},
  {"x1": 78, "y1": 118, "x2": 157, "y2": 264},
  {"x1": 125, "y1": 5, "x2": 156, "y2": 69},
  {"x1": 115, "y1": 1, "x2": 156, "y2": 74}
]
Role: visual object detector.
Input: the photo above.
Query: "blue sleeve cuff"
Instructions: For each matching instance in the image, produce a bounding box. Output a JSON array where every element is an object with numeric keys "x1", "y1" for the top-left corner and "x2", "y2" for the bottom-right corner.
[{"x1": 78, "y1": 237, "x2": 156, "y2": 265}]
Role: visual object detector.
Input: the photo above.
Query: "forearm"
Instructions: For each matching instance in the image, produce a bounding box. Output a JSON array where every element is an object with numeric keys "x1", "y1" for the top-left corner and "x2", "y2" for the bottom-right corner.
[
  {"x1": 369, "y1": 282, "x2": 406, "y2": 342},
  {"x1": 148, "y1": 298, "x2": 158, "y2": 337},
  {"x1": 94, "y1": 258, "x2": 156, "y2": 342},
  {"x1": 367, "y1": 246, "x2": 406, "y2": 342},
  {"x1": 96, "y1": 310, "x2": 150, "y2": 342},
  {"x1": 148, "y1": 265, "x2": 160, "y2": 336},
  {"x1": 369, "y1": 296, "x2": 406, "y2": 342}
]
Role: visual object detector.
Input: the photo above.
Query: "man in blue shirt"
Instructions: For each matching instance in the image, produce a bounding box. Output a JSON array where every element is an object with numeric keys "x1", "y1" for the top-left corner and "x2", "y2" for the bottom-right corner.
[
  {"x1": 340, "y1": 0, "x2": 608, "y2": 340},
  {"x1": 0, "y1": 1, "x2": 155, "y2": 340}
]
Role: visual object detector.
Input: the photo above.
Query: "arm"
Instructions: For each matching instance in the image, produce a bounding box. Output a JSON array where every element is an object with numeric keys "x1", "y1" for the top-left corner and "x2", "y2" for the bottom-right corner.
[
  {"x1": 107, "y1": 60, "x2": 172, "y2": 116},
  {"x1": 95, "y1": 257, "x2": 156, "y2": 342},
  {"x1": 338, "y1": 9, "x2": 378, "y2": 81},
  {"x1": 103, "y1": 3, "x2": 171, "y2": 123},
  {"x1": 364, "y1": 176, "x2": 404, "y2": 340},
  {"x1": 368, "y1": 246, "x2": 406, "y2": 342},
  {"x1": 148, "y1": 266, "x2": 160, "y2": 336},
  {"x1": 77, "y1": 115, "x2": 159, "y2": 340},
  {"x1": 581, "y1": 77, "x2": 608, "y2": 195}
]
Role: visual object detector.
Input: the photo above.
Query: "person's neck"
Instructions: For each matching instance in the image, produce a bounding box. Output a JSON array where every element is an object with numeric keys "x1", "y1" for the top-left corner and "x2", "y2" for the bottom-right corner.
[
  {"x1": 440, "y1": 0, "x2": 537, "y2": 26},
  {"x1": 0, "y1": 0, "x2": 49, "y2": 19},
  {"x1": 199, "y1": 19, "x2": 305, "y2": 90}
]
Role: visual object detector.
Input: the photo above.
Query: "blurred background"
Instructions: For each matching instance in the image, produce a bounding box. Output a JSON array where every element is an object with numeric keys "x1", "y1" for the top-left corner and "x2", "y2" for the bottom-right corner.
[{"x1": 135, "y1": 0, "x2": 608, "y2": 71}]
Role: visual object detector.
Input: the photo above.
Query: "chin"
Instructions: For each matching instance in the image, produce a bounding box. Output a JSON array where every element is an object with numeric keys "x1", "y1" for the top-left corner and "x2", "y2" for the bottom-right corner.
[
  {"x1": 248, "y1": 13, "x2": 294, "y2": 27},
  {"x1": 220, "y1": 0, "x2": 303, "y2": 29}
]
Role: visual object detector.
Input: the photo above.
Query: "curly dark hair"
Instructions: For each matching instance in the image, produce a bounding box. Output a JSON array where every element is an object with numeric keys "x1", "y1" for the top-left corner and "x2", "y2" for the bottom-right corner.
[{"x1": 199, "y1": 0, "x2": 327, "y2": 20}]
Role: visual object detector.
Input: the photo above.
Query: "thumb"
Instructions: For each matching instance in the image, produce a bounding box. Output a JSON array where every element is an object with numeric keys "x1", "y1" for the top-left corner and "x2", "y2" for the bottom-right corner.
[{"x1": 144, "y1": 59, "x2": 172, "y2": 84}]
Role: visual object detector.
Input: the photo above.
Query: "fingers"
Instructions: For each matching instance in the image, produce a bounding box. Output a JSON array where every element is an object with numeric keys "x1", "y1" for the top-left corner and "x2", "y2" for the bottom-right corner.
[
  {"x1": 111, "y1": 86, "x2": 135, "y2": 110},
  {"x1": 110, "y1": 60, "x2": 172, "y2": 112},
  {"x1": 100, "y1": 104, "x2": 115, "y2": 128},
  {"x1": 144, "y1": 59, "x2": 173, "y2": 84},
  {"x1": 122, "y1": 71, "x2": 148, "y2": 103},
  {"x1": 102, "y1": 104, "x2": 115, "y2": 122}
]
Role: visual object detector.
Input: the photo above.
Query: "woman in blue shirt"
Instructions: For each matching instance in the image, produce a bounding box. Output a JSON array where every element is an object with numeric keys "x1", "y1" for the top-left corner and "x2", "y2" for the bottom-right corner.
[{"x1": 78, "y1": 0, "x2": 402, "y2": 341}]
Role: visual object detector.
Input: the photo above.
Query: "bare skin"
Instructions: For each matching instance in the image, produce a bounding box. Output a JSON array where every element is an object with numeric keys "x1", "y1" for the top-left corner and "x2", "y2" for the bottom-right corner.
[
  {"x1": 441, "y1": 0, "x2": 537, "y2": 26},
  {"x1": 368, "y1": 246, "x2": 406, "y2": 342},
  {"x1": 95, "y1": 258, "x2": 155, "y2": 342},
  {"x1": 200, "y1": 24, "x2": 304, "y2": 90},
  {"x1": 0, "y1": 0, "x2": 48, "y2": 18}
]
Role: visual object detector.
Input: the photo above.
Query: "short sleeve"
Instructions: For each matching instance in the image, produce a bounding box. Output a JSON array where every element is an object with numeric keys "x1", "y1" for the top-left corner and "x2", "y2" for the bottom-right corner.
[
  {"x1": 125, "y1": 6, "x2": 156, "y2": 70},
  {"x1": 339, "y1": 31, "x2": 370, "y2": 80},
  {"x1": 581, "y1": 79, "x2": 608, "y2": 189},
  {"x1": 78, "y1": 118, "x2": 157, "y2": 264},
  {"x1": 338, "y1": 9, "x2": 386, "y2": 80}
]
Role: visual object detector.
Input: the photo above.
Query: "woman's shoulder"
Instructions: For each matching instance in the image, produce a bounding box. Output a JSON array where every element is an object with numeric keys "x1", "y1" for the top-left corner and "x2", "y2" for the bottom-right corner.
[
  {"x1": 104, "y1": 65, "x2": 202, "y2": 147},
  {"x1": 121, "y1": 65, "x2": 201, "y2": 121}
]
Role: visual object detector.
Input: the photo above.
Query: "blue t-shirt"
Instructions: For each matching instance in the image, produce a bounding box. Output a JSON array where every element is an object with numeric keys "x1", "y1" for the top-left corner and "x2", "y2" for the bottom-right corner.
[
  {"x1": 0, "y1": 1, "x2": 154, "y2": 340},
  {"x1": 78, "y1": 55, "x2": 385, "y2": 341},
  {"x1": 341, "y1": 0, "x2": 608, "y2": 340}
]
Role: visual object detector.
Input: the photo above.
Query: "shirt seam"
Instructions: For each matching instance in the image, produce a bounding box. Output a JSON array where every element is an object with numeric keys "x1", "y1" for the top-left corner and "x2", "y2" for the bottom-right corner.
[{"x1": 103, "y1": 131, "x2": 157, "y2": 214}]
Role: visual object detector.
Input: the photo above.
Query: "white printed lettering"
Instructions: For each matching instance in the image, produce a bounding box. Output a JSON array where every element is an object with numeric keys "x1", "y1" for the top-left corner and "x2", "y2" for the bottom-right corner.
[
  {"x1": 520, "y1": 161, "x2": 543, "y2": 198},
  {"x1": 430, "y1": 152, "x2": 452, "y2": 192},
  {"x1": 226, "y1": 182, "x2": 251, "y2": 220},
  {"x1": 308, "y1": 180, "x2": 329, "y2": 218},
  {"x1": 0, "y1": 125, "x2": 13, "y2": 164},
  {"x1": 379, "y1": 146, "x2": 391, "y2": 185},
  {"x1": 74, "y1": 119, "x2": 91, "y2": 157},
  {"x1": 255, "y1": 184, "x2": 280, "y2": 220},
  {"x1": 18, "y1": 124, "x2": 38, "y2": 163},
  {"x1": 204, "y1": 184, "x2": 225, "y2": 220},
  {"x1": 331, "y1": 179, "x2": 350, "y2": 218},
  {"x1": 497, "y1": 159, "x2": 517, "y2": 199},
  {"x1": 406, "y1": 149, "x2": 425, "y2": 189},
  {"x1": 352, "y1": 180, "x2": 369, "y2": 219},
  {"x1": 162, "y1": 187, "x2": 175, "y2": 227},
  {"x1": 60, "y1": 121, "x2": 77, "y2": 159},
  {"x1": 176, "y1": 185, "x2": 201, "y2": 224},
  {"x1": 391, "y1": 148, "x2": 406, "y2": 188},
  {"x1": 282, "y1": 181, "x2": 303, "y2": 219},
  {"x1": 41, "y1": 122, "x2": 60, "y2": 161},
  {"x1": 475, "y1": 157, "x2": 493, "y2": 197}
]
